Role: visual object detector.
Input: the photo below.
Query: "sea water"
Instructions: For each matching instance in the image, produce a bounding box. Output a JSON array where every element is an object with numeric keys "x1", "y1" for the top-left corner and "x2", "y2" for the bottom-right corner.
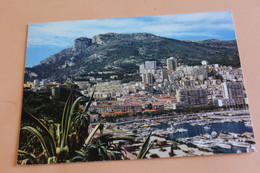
[
  {"x1": 156, "y1": 121, "x2": 254, "y2": 153},
  {"x1": 156, "y1": 121, "x2": 253, "y2": 139}
]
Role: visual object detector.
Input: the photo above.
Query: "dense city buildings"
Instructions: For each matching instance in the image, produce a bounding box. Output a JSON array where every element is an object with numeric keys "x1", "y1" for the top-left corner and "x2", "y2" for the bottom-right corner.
[
  {"x1": 176, "y1": 89, "x2": 207, "y2": 106},
  {"x1": 25, "y1": 58, "x2": 249, "y2": 117},
  {"x1": 18, "y1": 12, "x2": 257, "y2": 164},
  {"x1": 22, "y1": 57, "x2": 256, "y2": 160},
  {"x1": 221, "y1": 81, "x2": 245, "y2": 105}
]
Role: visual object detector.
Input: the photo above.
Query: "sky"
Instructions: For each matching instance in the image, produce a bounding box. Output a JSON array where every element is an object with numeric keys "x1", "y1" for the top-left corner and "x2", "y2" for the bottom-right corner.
[{"x1": 26, "y1": 11, "x2": 236, "y2": 67}]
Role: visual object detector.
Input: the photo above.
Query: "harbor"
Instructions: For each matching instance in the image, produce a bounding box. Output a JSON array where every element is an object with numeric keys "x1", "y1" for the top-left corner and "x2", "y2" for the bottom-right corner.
[{"x1": 105, "y1": 109, "x2": 257, "y2": 159}]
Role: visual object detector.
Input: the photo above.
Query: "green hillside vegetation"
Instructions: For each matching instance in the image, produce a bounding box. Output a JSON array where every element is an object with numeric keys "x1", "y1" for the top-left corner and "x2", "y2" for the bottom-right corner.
[{"x1": 25, "y1": 33, "x2": 240, "y2": 82}]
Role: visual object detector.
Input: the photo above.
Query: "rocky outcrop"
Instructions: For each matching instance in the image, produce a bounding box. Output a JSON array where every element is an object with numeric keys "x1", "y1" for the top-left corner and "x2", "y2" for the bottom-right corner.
[
  {"x1": 91, "y1": 33, "x2": 118, "y2": 45},
  {"x1": 24, "y1": 33, "x2": 239, "y2": 82},
  {"x1": 72, "y1": 37, "x2": 92, "y2": 51}
]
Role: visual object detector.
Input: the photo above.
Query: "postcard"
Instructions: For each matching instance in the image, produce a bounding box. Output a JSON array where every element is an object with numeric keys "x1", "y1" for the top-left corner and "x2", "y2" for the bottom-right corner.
[{"x1": 18, "y1": 11, "x2": 257, "y2": 165}]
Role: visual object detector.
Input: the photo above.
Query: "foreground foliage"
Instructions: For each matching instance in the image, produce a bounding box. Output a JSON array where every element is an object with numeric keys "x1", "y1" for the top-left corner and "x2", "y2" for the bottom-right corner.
[{"x1": 18, "y1": 90, "x2": 152, "y2": 165}]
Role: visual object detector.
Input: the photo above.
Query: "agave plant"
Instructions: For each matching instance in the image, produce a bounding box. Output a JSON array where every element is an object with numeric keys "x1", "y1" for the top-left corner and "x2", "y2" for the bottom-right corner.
[
  {"x1": 17, "y1": 150, "x2": 37, "y2": 165},
  {"x1": 71, "y1": 148, "x2": 89, "y2": 162},
  {"x1": 71, "y1": 111, "x2": 90, "y2": 149},
  {"x1": 20, "y1": 110, "x2": 57, "y2": 163},
  {"x1": 18, "y1": 90, "x2": 95, "y2": 164},
  {"x1": 72, "y1": 124, "x2": 136, "y2": 162},
  {"x1": 73, "y1": 129, "x2": 153, "y2": 162},
  {"x1": 18, "y1": 88, "x2": 153, "y2": 164},
  {"x1": 72, "y1": 123, "x2": 103, "y2": 162},
  {"x1": 88, "y1": 134, "x2": 134, "y2": 161},
  {"x1": 137, "y1": 133, "x2": 153, "y2": 159}
]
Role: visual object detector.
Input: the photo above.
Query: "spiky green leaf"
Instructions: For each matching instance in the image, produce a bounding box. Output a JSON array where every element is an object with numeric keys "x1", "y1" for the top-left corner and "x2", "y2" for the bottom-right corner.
[
  {"x1": 83, "y1": 88, "x2": 95, "y2": 113},
  {"x1": 61, "y1": 96, "x2": 83, "y2": 148},
  {"x1": 18, "y1": 150, "x2": 36, "y2": 160},
  {"x1": 137, "y1": 133, "x2": 152, "y2": 159},
  {"x1": 21, "y1": 126, "x2": 51, "y2": 158},
  {"x1": 22, "y1": 110, "x2": 56, "y2": 156},
  {"x1": 84, "y1": 123, "x2": 101, "y2": 147}
]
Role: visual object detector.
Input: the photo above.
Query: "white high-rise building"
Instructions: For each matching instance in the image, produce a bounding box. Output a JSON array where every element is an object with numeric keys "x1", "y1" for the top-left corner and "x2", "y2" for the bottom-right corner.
[
  {"x1": 167, "y1": 57, "x2": 178, "y2": 71},
  {"x1": 40, "y1": 79, "x2": 47, "y2": 86},
  {"x1": 221, "y1": 81, "x2": 245, "y2": 105},
  {"x1": 141, "y1": 73, "x2": 147, "y2": 83},
  {"x1": 139, "y1": 64, "x2": 146, "y2": 73},
  {"x1": 176, "y1": 89, "x2": 207, "y2": 106},
  {"x1": 145, "y1": 61, "x2": 157, "y2": 71},
  {"x1": 139, "y1": 61, "x2": 157, "y2": 74},
  {"x1": 161, "y1": 69, "x2": 169, "y2": 80},
  {"x1": 141, "y1": 73, "x2": 154, "y2": 84},
  {"x1": 33, "y1": 79, "x2": 40, "y2": 87},
  {"x1": 146, "y1": 73, "x2": 154, "y2": 84}
]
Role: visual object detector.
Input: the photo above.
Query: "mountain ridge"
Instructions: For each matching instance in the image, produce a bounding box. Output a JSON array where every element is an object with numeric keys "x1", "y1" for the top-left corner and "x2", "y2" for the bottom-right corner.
[{"x1": 25, "y1": 33, "x2": 240, "y2": 82}]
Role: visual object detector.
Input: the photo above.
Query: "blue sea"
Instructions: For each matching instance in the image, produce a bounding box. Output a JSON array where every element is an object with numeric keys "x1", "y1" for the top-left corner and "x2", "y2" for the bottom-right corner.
[
  {"x1": 157, "y1": 121, "x2": 253, "y2": 139},
  {"x1": 156, "y1": 121, "x2": 254, "y2": 153}
]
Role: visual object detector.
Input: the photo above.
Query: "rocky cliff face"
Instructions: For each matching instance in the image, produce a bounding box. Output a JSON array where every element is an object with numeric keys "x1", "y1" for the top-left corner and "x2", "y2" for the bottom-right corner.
[
  {"x1": 24, "y1": 33, "x2": 240, "y2": 82},
  {"x1": 73, "y1": 37, "x2": 92, "y2": 51}
]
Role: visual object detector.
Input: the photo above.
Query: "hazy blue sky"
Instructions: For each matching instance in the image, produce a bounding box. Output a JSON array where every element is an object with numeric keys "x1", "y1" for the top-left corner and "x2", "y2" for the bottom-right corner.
[{"x1": 26, "y1": 11, "x2": 236, "y2": 67}]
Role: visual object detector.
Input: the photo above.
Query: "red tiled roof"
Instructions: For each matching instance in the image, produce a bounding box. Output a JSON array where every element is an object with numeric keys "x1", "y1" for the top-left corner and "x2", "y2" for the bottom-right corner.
[
  {"x1": 143, "y1": 109, "x2": 156, "y2": 112},
  {"x1": 159, "y1": 98, "x2": 176, "y2": 101},
  {"x1": 101, "y1": 110, "x2": 134, "y2": 116}
]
